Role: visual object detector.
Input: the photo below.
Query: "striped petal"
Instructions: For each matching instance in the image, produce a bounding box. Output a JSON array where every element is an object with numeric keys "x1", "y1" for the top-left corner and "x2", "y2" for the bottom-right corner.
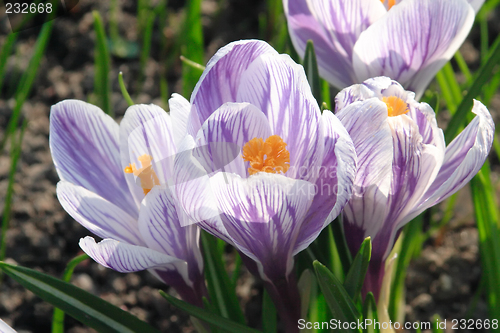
[
  {"x1": 197, "y1": 102, "x2": 272, "y2": 177},
  {"x1": 294, "y1": 110, "x2": 357, "y2": 254},
  {"x1": 353, "y1": 0, "x2": 475, "y2": 98},
  {"x1": 467, "y1": 0, "x2": 484, "y2": 12},
  {"x1": 190, "y1": 40, "x2": 278, "y2": 132},
  {"x1": 119, "y1": 104, "x2": 176, "y2": 200},
  {"x1": 407, "y1": 100, "x2": 495, "y2": 222},
  {"x1": 169, "y1": 93, "x2": 191, "y2": 147},
  {"x1": 49, "y1": 100, "x2": 136, "y2": 217},
  {"x1": 210, "y1": 172, "x2": 315, "y2": 281},
  {"x1": 284, "y1": 0, "x2": 386, "y2": 89},
  {"x1": 138, "y1": 186, "x2": 203, "y2": 274},
  {"x1": 56, "y1": 181, "x2": 143, "y2": 246},
  {"x1": 336, "y1": 98, "x2": 393, "y2": 254},
  {"x1": 80, "y1": 237, "x2": 182, "y2": 273},
  {"x1": 236, "y1": 53, "x2": 324, "y2": 181}
]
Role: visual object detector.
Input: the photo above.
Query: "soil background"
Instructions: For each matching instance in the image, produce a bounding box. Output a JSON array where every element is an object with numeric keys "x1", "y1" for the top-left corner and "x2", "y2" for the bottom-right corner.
[{"x1": 0, "y1": 0, "x2": 499, "y2": 332}]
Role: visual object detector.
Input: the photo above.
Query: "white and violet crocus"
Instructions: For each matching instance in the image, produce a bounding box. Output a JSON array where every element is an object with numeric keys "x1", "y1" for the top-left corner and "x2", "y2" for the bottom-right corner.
[
  {"x1": 50, "y1": 101, "x2": 206, "y2": 306},
  {"x1": 284, "y1": 0, "x2": 483, "y2": 98},
  {"x1": 170, "y1": 39, "x2": 357, "y2": 331},
  {"x1": 334, "y1": 77, "x2": 494, "y2": 300}
]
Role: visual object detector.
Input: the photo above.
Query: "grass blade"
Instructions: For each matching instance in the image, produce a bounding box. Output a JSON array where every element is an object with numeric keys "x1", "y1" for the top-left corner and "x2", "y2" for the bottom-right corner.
[
  {"x1": 118, "y1": 72, "x2": 134, "y2": 106},
  {"x1": 262, "y1": 290, "x2": 277, "y2": 333},
  {"x1": 343, "y1": 237, "x2": 371, "y2": 301},
  {"x1": 313, "y1": 260, "x2": 360, "y2": 330},
  {"x1": 160, "y1": 291, "x2": 260, "y2": 333},
  {"x1": 0, "y1": 120, "x2": 27, "y2": 267},
  {"x1": 444, "y1": 33, "x2": 500, "y2": 143},
  {"x1": 182, "y1": 0, "x2": 204, "y2": 97},
  {"x1": 93, "y1": 11, "x2": 113, "y2": 116},
  {"x1": 0, "y1": 262, "x2": 161, "y2": 333},
  {"x1": 201, "y1": 232, "x2": 246, "y2": 324},
  {"x1": 303, "y1": 40, "x2": 322, "y2": 105},
  {"x1": 51, "y1": 254, "x2": 90, "y2": 333},
  {"x1": 1, "y1": 19, "x2": 55, "y2": 150}
]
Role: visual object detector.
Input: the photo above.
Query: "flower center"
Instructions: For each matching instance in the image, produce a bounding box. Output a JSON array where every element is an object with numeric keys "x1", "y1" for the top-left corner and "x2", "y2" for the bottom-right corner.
[
  {"x1": 380, "y1": 0, "x2": 396, "y2": 10},
  {"x1": 241, "y1": 135, "x2": 290, "y2": 175},
  {"x1": 383, "y1": 96, "x2": 409, "y2": 117},
  {"x1": 124, "y1": 154, "x2": 160, "y2": 195}
]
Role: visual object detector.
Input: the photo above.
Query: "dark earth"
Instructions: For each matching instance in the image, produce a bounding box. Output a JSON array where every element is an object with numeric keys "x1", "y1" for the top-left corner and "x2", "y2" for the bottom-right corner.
[{"x1": 0, "y1": 0, "x2": 499, "y2": 332}]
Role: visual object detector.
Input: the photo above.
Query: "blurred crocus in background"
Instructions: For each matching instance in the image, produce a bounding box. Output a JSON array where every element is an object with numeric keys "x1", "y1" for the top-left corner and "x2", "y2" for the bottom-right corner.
[
  {"x1": 49, "y1": 100, "x2": 206, "y2": 307},
  {"x1": 284, "y1": 0, "x2": 483, "y2": 98},
  {"x1": 334, "y1": 77, "x2": 494, "y2": 300},
  {"x1": 170, "y1": 39, "x2": 357, "y2": 332}
]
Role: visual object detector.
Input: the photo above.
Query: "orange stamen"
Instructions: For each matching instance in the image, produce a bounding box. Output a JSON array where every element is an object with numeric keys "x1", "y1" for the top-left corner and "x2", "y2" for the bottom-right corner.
[
  {"x1": 124, "y1": 154, "x2": 160, "y2": 195},
  {"x1": 380, "y1": 0, "x2": 396, "y2": 9},
  {"x1": 241, "y1": 135, "x2": 290, "y2": 175},
  {"x1": 383, "y1": 96, "x2": 409, "y2": 117}
]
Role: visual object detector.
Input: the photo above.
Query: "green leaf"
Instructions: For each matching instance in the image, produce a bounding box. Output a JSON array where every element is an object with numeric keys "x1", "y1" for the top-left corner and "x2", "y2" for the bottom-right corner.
[
  {"x1": 0, "y1": 121, "x2": 27, "y2": 268},
  {"x1": 118, "y1": 72, "x2": 134, "y2": 106},
  {"x1": 470, "y1": 162, "x2": 500, "y2": 321},
  {"x1": 52, "y1": 254, "x2": 90, "y2": 333},
  {"x1": 343, "y1": 237, "x2": 371, "y2": 301},
  {"x1": 1, "y1": 18, "x2": 55, "y2": 150},
  {"x1": 0, "y1": 262, "x2": 160, "y2": 333},
  {"x1": 160, "y1": 291, "x2": 261, "y2": 333},
  {"x1": 201, "y1": 232, "x2": 246, "y2": 324},
  {"x1": 444, "y1": 33, "x2": 500, "y2": 143},
  {"x1": 362, "y1": 292, "x2": 379, "y2": 333},
  {"x1": 389, "y1": 215, "x2": 424, "y2": 321},
  {"x1": 93, "y1": 11, "x2": 113, "y2": 116},
  {"x1": 313, "y1": 260, "x2": 360, "y2": 332},
  {"x1": 303, "y1": 40, "x2": 322, "y2": 105},
  {"x1": 262, "y1": 290, "x2": 277, "y2": 333},
  {"x1": 182, "y1": 0, "x2": 204, "y2": 97}
]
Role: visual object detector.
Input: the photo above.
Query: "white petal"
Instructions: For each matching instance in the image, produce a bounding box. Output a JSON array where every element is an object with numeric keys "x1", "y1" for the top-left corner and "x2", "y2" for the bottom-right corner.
[
  {"x1": 353, "y1": 0, "x2": 475, "y2": 98},
  {"x1": 50, "y1": 100, "x2": 137, "y2": 217},
  {"x1": 80, "y1": 237, "x2": 183, "y2": 273},
  {"x1": 169, "y1": 93, "x2": 191, "y2": 147},
  {"x1": 57, "y1": 181, "x2": 143, "y2": 245}
]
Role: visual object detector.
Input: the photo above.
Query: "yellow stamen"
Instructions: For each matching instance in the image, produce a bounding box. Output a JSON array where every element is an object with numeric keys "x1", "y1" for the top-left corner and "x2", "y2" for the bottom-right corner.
[
  {"x1": 382, "y1": 96, "x2": 409, "y2": 117},
  {"x1": 241, "y1": 135, "x2": 290, "y2": 175},
  {"x1": 124, "y1": 154, "x2": 160, "y2": 195},
  {"x1": 380, "y1": 0, "x2": 396, "y2": 9}
]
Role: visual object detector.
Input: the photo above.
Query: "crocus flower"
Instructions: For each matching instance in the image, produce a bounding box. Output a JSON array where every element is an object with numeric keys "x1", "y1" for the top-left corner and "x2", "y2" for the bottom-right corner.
[
  {"x1": 170, "y1": 39, "x2": 357, "y2": 331},
  {"x1": 334, "y1": 76, "x2": 494, "y2": 300},
  {"x1": 50, "y1": 100, "x2": 206, "y2": 306},
  {"x1": 284, "y1": 0, "x2": 483, "y2": 98}
]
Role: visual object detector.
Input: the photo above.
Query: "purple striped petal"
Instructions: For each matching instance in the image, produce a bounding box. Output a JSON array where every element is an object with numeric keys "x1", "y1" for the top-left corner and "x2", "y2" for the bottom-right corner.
[
  {"x1": 169, "y1": 93, "x2": 191, "y2": 147},
  {"x1": 284, "y1": 0, "x2": 386, "y2": 88},
  {"x1": 336, "y1": 98, "x2": 393, "y2": 255},
  {"x1": 173, "y1": 136, "x2": 233, "y2": 242},
  {"x1": 138, "y1": 186, "x2": 203, "y2": 274},
  {"x1": 49, "y1": 100, "x2": 137, "y2": 217},
  {"x1": 56, "y1": 181, "x2": 144, "y2": 246},
  {"x1": 353, "y1": 0, "x2": 475, "y2": 98},
  {"x1": 407, "y1": 100, "x2": 494, "y2": 222},
  {"x1": 376, "y1": 114, "x2": 442, "y2": 259},
  {"x1": 236, "y1": 53, "x2": 323, "y2": 181},
  {"x1": 190, "y1": 40, "x2": 278, "y2": 132},
  {"x1": 294, "y1": 110, "x2": 357, "y2": 254},
  {"x1": 197, "y1": 102, "x2": 272, "y2": 177},
  {"x1": 80, "y1": 237, "x2": 183, "y2": 273},
  {"x1": 119, "y1": 104, "x2": 176, "y2": 200},
  {"x1": 210, "y1": 172, "x2": 315, "y2": 281}
]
